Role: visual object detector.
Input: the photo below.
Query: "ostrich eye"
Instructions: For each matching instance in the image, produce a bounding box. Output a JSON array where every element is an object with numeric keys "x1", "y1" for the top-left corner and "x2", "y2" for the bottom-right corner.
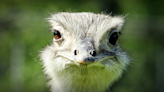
[
  {"x1": 54, "y1": 30, "x2": 61, "y2": 39},
  {"x1": 109, "y1": 32, "x2": 120, "y2": 45}
]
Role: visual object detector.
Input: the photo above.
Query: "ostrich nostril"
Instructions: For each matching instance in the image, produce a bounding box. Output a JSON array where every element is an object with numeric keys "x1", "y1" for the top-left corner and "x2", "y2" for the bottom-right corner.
[
  {"x1": 90, "y1": 50, "x2": 96, "y2": 57},
  {"x1": 74, "y1": 50, "x2": 78, "y2": 55}
]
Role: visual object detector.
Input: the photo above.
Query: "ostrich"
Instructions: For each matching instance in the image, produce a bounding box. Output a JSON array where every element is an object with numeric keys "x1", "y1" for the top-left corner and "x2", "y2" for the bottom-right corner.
[{"x1": 40, "y1": 12, "x2": 130, "y2": 92}]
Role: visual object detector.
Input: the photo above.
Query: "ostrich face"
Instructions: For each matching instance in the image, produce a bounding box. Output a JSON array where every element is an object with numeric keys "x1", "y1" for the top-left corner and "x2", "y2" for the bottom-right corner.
[{"x1": 40, "y1": 12, "x2": 130, "y2": 92}]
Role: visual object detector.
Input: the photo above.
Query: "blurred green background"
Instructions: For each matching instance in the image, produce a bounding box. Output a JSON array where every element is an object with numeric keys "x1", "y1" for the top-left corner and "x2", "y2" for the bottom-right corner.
[{"x1": 0, "y1": 0, "x2": 163, "y2": 92}]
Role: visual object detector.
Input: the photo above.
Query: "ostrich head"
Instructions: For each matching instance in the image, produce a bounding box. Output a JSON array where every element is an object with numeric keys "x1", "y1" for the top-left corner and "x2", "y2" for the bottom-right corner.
[{"x1": 40, "y1": 12, "x2": 130, "y2": 92}]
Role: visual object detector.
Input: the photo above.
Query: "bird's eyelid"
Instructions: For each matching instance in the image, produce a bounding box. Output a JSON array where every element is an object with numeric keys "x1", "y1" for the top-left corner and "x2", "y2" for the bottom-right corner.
[
  {"x1": 110, "y1": 28, "x2": 118, "y2": 32},
  {"x1": 109, "y1": 28, "x2": 122, "y2": 35},
  {"x1": 49, "y1": 29, "x2": 59, "y2": 32}
]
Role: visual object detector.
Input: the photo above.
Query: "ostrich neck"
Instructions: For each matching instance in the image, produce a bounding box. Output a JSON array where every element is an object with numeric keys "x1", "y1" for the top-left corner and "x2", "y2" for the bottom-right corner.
[{"x1": 50, "y1": 66, "x2": 122, "y2": 92}]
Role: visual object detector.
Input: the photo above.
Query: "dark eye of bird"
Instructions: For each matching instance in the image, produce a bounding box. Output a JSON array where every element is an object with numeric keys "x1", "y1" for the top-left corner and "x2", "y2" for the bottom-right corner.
[
  {"x1": 54, "y1": 30, "x2": 61, "y2": 39},
  {"x1": 109, "y1": 32, "x2": 119, "y2": 45}
]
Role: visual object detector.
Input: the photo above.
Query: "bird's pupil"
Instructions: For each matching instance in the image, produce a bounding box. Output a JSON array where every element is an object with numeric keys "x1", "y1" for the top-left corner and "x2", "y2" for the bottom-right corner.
[
  {"x1": 54, "y1": 30, "x2": 61, "y2": 39},
  {"x1": 109, "y1": 32, "x2": 118, "y2": 45}
]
